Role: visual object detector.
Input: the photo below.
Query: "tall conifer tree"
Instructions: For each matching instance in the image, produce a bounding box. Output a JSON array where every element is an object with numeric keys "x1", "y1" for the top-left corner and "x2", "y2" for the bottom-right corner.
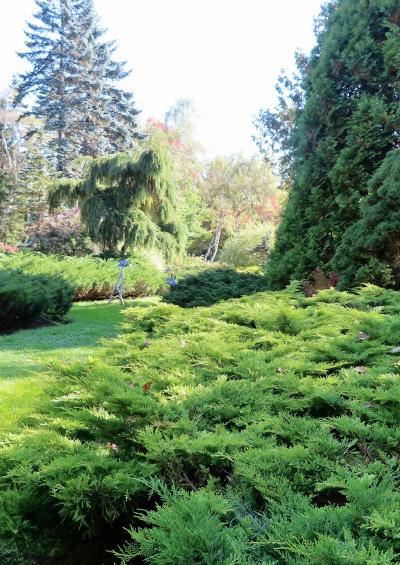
[
  {"x1": 15, "y1": 0, "x2": 140, "y2": 174},
  {"x1": 258, "y1": 0, "x2": 400, "y2": 289}
]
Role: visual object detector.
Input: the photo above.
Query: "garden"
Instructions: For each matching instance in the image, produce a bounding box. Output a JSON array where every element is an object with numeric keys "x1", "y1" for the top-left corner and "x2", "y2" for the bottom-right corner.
[{"x1": 1, "y1": 0, "x2": 400, "y2": 563}]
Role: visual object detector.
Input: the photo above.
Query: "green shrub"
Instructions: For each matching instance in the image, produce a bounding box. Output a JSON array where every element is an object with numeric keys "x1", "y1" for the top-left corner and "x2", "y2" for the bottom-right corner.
[
  {"x1": 163, "y1": 268, "x2": 268, "y2": 307},
  {"x1": 2, "y1": 285, "x2": 400, "y2": 562},
  {"x1": 219, "y1": 222, "x2": 275, "y2": 267},
  {"x1": 114, "y1": 484, "x2": 246, "y2": 565},
  {"x1": 0, "y1": 252, "x2": 165, "y2": 301},
  {"x1": 0, "y1": 269, "x2": 73, "y2": 332}
]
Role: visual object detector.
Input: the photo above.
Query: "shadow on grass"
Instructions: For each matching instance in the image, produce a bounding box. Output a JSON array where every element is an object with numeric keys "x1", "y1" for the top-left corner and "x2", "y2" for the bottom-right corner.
[{"x1": 0, "y1": 301, "x2": 128, "y2": 379}]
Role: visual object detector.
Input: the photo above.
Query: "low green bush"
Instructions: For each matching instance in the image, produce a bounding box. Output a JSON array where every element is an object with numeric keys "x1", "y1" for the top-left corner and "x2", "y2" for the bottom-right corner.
[
  {"x1": 0, "y1": 269, "x2": 73, "y2": 332},
  {"x1": 163, "y1": 267, "x2": 268, "y2": 307},
  {"x1": 0, "y1": 252, "x2": 165, "y2": 301},
  {"x1": 2, "y1": 285, "x2": 400, "y2": 562}
]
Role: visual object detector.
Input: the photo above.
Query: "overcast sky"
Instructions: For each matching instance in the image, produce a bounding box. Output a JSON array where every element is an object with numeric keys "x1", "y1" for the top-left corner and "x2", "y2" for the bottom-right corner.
[{"x1": 0, "y1": 0, "x2": 323, "y2": 157}]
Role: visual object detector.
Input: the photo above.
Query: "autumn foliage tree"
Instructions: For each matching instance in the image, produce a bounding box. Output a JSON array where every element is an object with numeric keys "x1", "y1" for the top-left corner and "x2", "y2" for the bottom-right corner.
[{"x1": 201, "y1": 155, "x2": 279, "y2": 262}]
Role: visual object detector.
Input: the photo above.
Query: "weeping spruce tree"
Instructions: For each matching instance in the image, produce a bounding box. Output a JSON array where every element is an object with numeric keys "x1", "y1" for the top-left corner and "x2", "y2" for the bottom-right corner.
[
  {"x1": 49, "y1": 145, "x2": 187, "y2": 258},
  {"x1": 262, "y1": 0, "x2": 400, "y2": 289}
]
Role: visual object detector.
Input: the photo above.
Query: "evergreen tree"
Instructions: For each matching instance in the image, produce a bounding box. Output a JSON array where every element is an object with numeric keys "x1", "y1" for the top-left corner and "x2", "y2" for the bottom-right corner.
[
  {"x1": 72, "y1": 0, "x2": 140, "y2": 158},
  {"x1": 49, "y1": 144, "x2": 186, "y2": 258},
  {"x1": 259, "y1": 0, "x2": 400, "y2": 289},
  {"x1": 15, "y1": 0, "x2": 140, "y2": 174},
  {"x1": 0, "y1": 91, "x2": 52, "y2": 243}
]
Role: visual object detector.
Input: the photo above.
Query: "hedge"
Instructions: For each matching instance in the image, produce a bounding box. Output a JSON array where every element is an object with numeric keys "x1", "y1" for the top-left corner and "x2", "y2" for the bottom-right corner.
[
  {"x1": 0, "y1": 268, "x2": 74, "y2": 332},
  {"x1": 0, "y1": 252, "x2": 165, "y2": 301}
]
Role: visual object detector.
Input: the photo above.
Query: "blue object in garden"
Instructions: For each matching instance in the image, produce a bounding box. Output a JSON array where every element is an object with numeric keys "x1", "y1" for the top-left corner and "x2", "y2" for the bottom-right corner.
[
  {"x1": 166, "y1": 277, "x2": 178, "y2": 287},
  {"x1": 118, "y1": 259, "x2": 129, "y2": 268}
]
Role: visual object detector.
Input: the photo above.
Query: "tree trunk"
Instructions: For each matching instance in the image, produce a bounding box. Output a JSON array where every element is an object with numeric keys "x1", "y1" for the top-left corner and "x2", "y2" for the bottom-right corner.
[{"x1": 205, "y1": 214, "x2": 223, "y2": 262}]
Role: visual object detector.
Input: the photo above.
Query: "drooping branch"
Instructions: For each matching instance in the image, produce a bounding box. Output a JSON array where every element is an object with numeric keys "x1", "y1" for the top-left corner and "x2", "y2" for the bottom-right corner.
[{"x1": 49, "y1": 146, "x2": 186, "y2": 257}]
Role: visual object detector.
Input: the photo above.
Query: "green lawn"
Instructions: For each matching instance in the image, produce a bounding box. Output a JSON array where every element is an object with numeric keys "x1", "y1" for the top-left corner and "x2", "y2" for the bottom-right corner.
[{"x1": 0, "y1": 300, "x2": 127, "y2": 432}]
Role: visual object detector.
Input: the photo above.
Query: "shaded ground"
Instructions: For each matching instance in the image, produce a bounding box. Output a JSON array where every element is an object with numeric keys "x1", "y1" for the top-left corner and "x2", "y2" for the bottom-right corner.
[{"x1": 0, "y1": 300, "x2": 128, "y2": 432}]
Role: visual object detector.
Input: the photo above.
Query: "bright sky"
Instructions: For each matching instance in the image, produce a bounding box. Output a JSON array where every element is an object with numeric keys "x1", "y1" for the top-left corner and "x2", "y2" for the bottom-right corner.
[{"x1": 0, "y1": 0, "x2": 323, "y2": 158}]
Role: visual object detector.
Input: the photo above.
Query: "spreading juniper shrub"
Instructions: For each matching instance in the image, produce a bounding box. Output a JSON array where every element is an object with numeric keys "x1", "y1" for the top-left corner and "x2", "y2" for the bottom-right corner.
[
  {"x1": 0, "y1": 268, "x2": 73, "y2": 332},
  {"x1": 163, "y1": 267, "x2": 268, "y2": 307},
  {"x1": 2, "y1": 286, "x2": 400, "y2": 563}
]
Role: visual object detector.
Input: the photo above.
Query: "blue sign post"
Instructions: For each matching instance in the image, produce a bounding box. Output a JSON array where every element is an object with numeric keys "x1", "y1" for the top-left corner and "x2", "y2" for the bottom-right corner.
[{"x1": 109, "y1": 259, "x2": 129, "y2": 304}]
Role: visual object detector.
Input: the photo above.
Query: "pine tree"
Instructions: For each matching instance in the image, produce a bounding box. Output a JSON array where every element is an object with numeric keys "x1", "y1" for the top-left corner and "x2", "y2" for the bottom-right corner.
[
  {"x1": 15, "y1": 0, "x2": 140, "y2": 174},
  {"x1": 71, "y1": 0, "x2": 140, "y2": 158},
  {"x1": 259, "y1": 0, "x2": 400, "y2": 289}
]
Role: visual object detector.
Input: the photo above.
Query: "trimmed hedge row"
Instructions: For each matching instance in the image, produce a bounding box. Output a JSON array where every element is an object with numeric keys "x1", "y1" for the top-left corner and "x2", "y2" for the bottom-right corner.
[
  {"x1": 0, "y1": 252, "x2": 165, "y2": 301},
  {"x1": 0, "y1": 269, "x2": 74, "y2": 332}
]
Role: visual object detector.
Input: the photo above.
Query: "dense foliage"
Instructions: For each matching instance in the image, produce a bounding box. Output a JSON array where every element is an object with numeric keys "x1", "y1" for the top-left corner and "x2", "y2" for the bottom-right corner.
[
  {"x1": 26, "y1": 208, "x2": 95, "y2": 256},
  {"x1": 1, "y1": 286, "x2": 400, "y2": 562},
  {"x1": 259, "y1": 0, "x2": 400, "y2": 289},
  {"x1": 16, "y1": 0, "x2": 140, "y2": 173},
  {"x1": 201, "y1": 155, "x2": 279, "y2": 261},
  {"x1": 49, "y1": 147, "x2": 186, "y2": 257},
  {"x1": 0, "y1": 252, "x2": 165, "y2": 300},
  {"x1": 0, "y1": 92, "x2": 52, "y2": 243},
  {"x1": 163, "y1": 268, "x2": 268, "y2": 307},
  {"x1": 0, "y1": 268, "x2": 73, "y2": 332},
  {"x1": 219, "y1": 222, "x2": 274, "y2": 267}
]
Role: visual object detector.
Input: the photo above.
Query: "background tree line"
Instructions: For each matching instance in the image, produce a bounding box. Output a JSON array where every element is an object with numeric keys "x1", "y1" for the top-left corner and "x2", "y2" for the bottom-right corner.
[{"x1": 0, "y1": 0, "x2": 280, "y2": 265}]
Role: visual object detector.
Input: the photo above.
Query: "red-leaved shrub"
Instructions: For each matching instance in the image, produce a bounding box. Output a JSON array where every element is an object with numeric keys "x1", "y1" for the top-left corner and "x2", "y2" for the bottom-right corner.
[
  {"x1": 0, "y1": 242, "x2": 19, "y2": 254},
  {"x1": 302, "y1": 268, "x2": 340, "y2": 297}
]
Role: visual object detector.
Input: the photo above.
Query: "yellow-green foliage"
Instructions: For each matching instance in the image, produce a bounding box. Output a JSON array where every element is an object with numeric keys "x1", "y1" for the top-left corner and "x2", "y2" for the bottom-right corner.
[
  {"x1": 1, "y1": 285, "x2": 400, "y2": 563},
  {"x1": 0, "y1": 251, "x2": 165, "y2": 300}
]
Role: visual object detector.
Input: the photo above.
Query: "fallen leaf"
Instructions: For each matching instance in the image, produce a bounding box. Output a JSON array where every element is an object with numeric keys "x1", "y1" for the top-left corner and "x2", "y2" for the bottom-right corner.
[
  {"x1": 276, "y1": 367, "x2": 284, "y2": 373},
  {"x1": 359, "y1": 331, "x2": 370, "y2": 341},
  {"x1": 143, "y1": 383, "x2": 152, "y2": 392},
  {"x1": 354, "y1": 366, "x2": 367, "y2": 373},
  {"x1": 106, "y1": 442, "x2": 119, "y2": 452},
  {"x1": 180, "y1": 339, "x2": 187, "y2": 348}
]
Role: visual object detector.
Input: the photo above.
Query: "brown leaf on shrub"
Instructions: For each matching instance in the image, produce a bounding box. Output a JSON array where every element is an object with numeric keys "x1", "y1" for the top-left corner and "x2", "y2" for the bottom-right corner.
[
  {"x1": 143, "y1": 383, "x2": 152, "y2": 392},
  {"x1": 302, "y1": 268, "x2": 340, "y2": 297}
]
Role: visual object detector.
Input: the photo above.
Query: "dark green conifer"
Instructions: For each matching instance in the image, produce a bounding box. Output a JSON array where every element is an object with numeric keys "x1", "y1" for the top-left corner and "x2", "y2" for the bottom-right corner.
[
  {"x1": 258, "y1": 0, "x2": 400, "y2": 289},
  {"x1": 15, "y1": 0, "x2": 140, "y2": 174},
  {"x1": 49, "y1": 144, "x2": 187, "y2": 257}
]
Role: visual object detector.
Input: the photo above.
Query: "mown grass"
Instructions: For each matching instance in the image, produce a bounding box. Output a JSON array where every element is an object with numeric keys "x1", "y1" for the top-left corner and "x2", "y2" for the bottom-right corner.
[
  {"x1": 0, "y1": 300, "x2": 127, "y2": 433},
  {"x1": 1, "y1": 285, "x2": 400, "y2": 564}
]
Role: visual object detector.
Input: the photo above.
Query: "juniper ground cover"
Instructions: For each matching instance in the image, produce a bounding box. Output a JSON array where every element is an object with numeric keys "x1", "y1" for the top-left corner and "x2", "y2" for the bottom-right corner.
[{"x1": 1, "y1": 286, "x2": 400, "y2": 563}]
